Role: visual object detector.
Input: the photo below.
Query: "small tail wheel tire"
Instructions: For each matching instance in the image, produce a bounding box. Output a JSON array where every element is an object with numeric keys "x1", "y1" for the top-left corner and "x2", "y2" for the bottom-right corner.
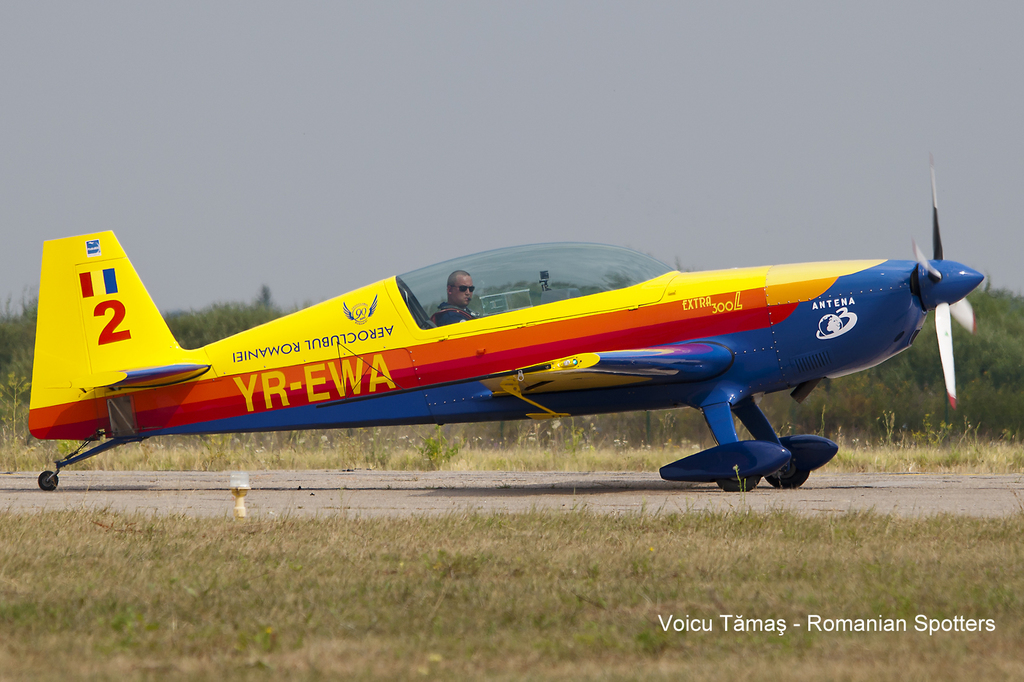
[
  {"x1": 766, "y1": 468, "x2": 810, "y2": 489},
  {"x1": 716, "y1": 476, "x2": 761, "y2": 492},
  {"x1": 38, "y1": 471, "x2": 59, "y2": 491}
]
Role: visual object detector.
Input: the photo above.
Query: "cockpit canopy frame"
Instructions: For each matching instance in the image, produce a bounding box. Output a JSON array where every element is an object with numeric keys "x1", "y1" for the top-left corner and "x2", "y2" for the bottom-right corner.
[{"x1": 396, "y1": 242, "x2": 672, "y2": 329}]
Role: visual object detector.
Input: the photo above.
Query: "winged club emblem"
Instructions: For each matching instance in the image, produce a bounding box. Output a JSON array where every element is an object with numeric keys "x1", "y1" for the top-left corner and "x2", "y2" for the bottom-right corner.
[{"x1": 343, "y1": 295, "x2": 378, "y2": 326}]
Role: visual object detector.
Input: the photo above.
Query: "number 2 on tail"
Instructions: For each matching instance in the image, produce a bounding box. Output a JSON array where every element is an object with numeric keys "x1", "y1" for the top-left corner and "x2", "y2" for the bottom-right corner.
[{"x1": 94, "y1": 300, "x2": 131, "y2": 345}]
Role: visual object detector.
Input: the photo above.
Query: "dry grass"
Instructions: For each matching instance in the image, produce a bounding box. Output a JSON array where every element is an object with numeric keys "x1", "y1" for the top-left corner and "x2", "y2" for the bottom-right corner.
[
  {"x1": 3, "y1": 429, "x2": 1023, "y2": 475},
  {"x1": 0, "y1": 508, "x2": 1022, "y2": 680}
]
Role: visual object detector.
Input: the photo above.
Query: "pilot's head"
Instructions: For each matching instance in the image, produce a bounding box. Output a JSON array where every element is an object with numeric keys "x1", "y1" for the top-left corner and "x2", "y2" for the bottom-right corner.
[{"x1": 446, "y1": 270, "x2": 474, "y2": 308}]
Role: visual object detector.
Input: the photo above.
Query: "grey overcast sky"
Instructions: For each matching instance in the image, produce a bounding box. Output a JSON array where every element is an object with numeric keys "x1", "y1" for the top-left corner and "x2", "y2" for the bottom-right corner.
[{"x1": 2, "y1": 2, "x2": 1021, "y2": 312}]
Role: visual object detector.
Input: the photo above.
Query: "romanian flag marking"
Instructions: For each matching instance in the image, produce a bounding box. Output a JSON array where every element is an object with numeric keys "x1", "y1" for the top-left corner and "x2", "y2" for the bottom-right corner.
[{"x1": 80, "y1": 269, "x2": 118, "y2": 298}]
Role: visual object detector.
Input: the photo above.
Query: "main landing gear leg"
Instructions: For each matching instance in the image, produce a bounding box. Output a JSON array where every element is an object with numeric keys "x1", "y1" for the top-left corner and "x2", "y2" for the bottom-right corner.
[
  {"x1": 732, "y1": 397, "x2": 805, "y2": 489},
  {"x1": 731, "y1": 396, "x2": 793, "y2": 489},
  {"x1": 37, "y1": 436, "x2": 144, "y2": 491},
  {"x1": 703, "y1": 402, "x2": 763, "y2": 492}
]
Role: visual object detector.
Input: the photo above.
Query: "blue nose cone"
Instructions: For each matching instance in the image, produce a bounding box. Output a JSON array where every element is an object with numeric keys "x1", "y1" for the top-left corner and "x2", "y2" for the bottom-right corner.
[{"x1": 920, "y1": 261, "x2": 984, "y2": 309}]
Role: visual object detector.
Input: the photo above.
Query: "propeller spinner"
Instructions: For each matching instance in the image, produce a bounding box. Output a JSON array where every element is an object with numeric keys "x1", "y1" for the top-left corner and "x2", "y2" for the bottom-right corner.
[{"x1": 911, "y1": 157, "x2": 983, "y2": 409}]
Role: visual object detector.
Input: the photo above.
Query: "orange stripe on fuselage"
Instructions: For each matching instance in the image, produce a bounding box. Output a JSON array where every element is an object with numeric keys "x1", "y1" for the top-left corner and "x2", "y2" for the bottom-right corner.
[
  {"x1": 28, "y1": 400, "x2": 100, "y2": 441},
  {"x1": 31, "y1": 281, "x2": 788, "y2": 439},
  {"x1": 407, "y1": 289, "x2": 770, "y2": 387}
]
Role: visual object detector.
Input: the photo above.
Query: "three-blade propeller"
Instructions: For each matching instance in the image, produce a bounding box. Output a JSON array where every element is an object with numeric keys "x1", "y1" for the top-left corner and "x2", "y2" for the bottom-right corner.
[{"x1": 912, "y1": 156, "x2": 978, "y2": 409}]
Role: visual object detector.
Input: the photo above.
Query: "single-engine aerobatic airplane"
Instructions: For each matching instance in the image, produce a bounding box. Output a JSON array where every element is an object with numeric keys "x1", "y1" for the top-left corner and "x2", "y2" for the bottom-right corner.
[{"x1": 29, "y1": 166, "x2": 982, "y2": 491}]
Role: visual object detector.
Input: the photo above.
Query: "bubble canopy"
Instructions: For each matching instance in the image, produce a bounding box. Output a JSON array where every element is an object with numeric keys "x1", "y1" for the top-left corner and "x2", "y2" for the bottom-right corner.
[{"x1": 395, "y1": 243, "x2": 672, "y2": 329}]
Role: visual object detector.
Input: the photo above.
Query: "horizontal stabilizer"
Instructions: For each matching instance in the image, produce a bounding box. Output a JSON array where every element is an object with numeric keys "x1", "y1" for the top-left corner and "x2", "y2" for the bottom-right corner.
[{"x1": 70, "y1": 363, "x2": 211, "y2": 390}]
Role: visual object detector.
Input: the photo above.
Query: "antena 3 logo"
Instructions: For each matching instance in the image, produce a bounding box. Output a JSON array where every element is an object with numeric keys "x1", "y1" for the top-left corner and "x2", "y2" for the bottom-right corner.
[
  {"x1": 343, "y1": 295, "x2": 378, "y2": 326},
  {"x1": 817, "y1": 308, "x2": 857, "y2": 339},
  {"x1": 813, "y1": 296, "x2": 857, "y2": 340}
]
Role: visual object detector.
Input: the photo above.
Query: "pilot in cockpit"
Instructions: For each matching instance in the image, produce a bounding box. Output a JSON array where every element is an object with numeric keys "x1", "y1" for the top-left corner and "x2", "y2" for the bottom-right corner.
[{"x1": 431, "y1": 270, "x2": 481, "y2": 326}]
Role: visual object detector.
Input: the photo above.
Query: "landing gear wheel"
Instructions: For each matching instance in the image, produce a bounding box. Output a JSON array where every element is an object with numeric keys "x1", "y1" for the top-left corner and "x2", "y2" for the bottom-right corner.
[
  {"x1": 38, "y1": 471, "x2": 59, "y2": 491},
  {"x1": 716, "y1": 476, "x2": 761, "y2": 492},
  {"x1": 766, "y1": 468, "x2": 810, "y2": 489}
]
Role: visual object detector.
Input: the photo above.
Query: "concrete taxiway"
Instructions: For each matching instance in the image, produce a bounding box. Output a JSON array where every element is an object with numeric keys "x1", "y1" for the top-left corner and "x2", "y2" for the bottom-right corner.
[{"x1": 2, "y1": 470, "x2": 1023, "y2": 518}]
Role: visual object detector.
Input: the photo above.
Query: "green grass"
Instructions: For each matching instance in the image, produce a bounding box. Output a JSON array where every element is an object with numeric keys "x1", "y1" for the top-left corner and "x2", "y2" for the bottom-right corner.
[{"x1": 0, "y1": 509, "x2": 1022, "y2": 680}]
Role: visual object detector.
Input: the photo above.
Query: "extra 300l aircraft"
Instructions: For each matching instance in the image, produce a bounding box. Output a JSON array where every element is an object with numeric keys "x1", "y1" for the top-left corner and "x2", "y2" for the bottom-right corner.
[{"x1": 29, "y1": 168, "x2": 982, "y2": 491}]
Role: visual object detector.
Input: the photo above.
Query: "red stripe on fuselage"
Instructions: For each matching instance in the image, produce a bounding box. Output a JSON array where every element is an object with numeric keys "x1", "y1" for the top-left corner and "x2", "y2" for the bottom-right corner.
[
  {"x1": 29, "y1": 290, "x2": 776, "y2": 439},
  {"x1": 407, "y1": 292, "x2": 770, "y2": 387},
  {"x1": 768, "y1": 302, "x2": 799, "y2": 325}
]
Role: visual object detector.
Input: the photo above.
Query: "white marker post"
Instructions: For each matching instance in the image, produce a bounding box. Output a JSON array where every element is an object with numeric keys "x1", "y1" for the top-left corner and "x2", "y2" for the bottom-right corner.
[{"x1": 229, "y1": 471, "x2": 250, "y2": 519}]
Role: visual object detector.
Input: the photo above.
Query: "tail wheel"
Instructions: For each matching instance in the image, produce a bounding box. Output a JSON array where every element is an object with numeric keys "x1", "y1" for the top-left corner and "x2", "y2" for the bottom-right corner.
[{"x1": 38, "y1": 471, "x2": 59, "y2": 491}]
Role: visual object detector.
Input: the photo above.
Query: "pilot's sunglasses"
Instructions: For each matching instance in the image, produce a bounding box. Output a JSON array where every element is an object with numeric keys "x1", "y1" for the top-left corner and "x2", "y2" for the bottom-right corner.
[{"x1": 454, "y1": 285, "x2": 475, "y2": 292}]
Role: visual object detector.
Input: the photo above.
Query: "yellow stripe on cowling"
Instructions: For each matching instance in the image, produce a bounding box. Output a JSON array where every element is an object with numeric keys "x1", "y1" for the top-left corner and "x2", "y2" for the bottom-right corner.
[
  {"x1": 765, "y1": 260, "x2": 884, "y2": 306},
  {"x1": 664, "y1": 266, "x2": 771, "y2": 301}
]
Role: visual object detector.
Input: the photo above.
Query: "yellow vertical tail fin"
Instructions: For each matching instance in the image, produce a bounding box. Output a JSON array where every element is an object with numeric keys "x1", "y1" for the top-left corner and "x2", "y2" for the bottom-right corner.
[{"x1": 30, "y1": 232, "x2": 205, "y2": 430}]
